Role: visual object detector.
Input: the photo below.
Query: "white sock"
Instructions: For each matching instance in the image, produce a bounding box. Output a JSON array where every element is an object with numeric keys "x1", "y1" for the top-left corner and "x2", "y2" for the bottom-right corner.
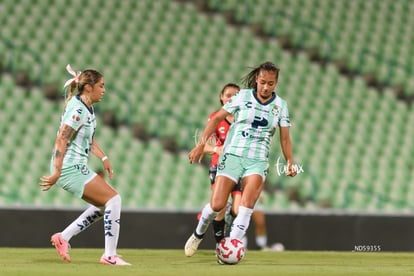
[
  {"x1": 103, "y1": 194, "x2": 122, "y2": 257},
  {"x1": 256, "y1": 235, "x2": 267, "y2": 248},
  {"x1": 195, "y1": 203, "x2": 218, "y2": 237},
  {"x1": 61, "y1": 205, "x2": 104, "y2": 242},
  {"x1": 242, "y1": 235, "x2": 248, "y2": 248},
  {"x1": 230, "y1": 206, "x2": 253, "y2": 240}
]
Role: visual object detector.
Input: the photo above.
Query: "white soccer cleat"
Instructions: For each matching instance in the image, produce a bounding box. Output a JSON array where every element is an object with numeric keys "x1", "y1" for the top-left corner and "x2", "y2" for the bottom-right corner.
[{"x1": 184, "y1": 233, "x2": 203, "y2": 257}]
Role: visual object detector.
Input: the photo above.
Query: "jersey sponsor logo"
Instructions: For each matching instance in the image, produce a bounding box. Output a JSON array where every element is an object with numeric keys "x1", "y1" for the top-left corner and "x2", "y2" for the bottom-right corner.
[
  {"x1": 241, "y1": 129, "x2": 266, "y2": 141},
  {"x1": 218, "y1": 126, "x2": 226, "y2": 134},
  {"x1": 76, "y1": 108, "x2": 83, "y2": 114},
  {"x1": 252, "y1": 116, "x2": 268, "y2": 128},
  {"x1": 248, "y1": 134, "x2": 266, "y2": 141},
  {"x1": 241, "y1": 116, "x2": 269, "y2": 139},
  {"x1": 245, "y1": 101, "x2": 252, "y2": 108}
]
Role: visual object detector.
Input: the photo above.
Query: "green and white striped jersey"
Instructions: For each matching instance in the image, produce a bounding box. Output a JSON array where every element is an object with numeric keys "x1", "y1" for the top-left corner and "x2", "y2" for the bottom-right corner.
[
  {"x1": 222, "y1": 89, "x2": 291, "y2": 161},
  {"x1": 54, "y1": 95, "x2": 96, "y2": 166}
]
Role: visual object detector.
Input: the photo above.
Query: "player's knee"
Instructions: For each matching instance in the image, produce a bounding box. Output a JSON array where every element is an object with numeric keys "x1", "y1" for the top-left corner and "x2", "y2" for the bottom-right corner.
[
  {"x1": 105, "y1": 193, "x2": 121, "y2": 207},
  {"x1": 240, "y1": 199, "x2": 256, "y2": 209},
  {"x1": 210, "y1": 200, "x2": 226, "y2": 212}
]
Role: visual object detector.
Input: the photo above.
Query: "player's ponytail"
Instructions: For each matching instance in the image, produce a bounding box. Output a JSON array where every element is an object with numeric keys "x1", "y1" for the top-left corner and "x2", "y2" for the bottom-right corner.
[
  {"x1": 63, "y1": 64, "x2": 81, "y2": 110},
  {"x1": 242, "y1": 61, "x2": 280, "y2": 90},
  {"x1": 63, "y1": 83, "x2": 76, "y2": 110}
]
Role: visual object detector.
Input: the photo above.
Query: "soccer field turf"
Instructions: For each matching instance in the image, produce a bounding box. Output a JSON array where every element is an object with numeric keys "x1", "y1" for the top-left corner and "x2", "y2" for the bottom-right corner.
[{"x1": 0, "y1": 248, "x2": 413, "y2": 275}]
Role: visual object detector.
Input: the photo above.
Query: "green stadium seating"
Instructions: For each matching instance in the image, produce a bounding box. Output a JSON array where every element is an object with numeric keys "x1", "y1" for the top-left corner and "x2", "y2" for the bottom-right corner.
[
  {"x1": 0, "y1": 0, "x2": 413, "y2": 213},
  {"x1": 209, "y1": 0, "x2": 414, "y2": 95}
]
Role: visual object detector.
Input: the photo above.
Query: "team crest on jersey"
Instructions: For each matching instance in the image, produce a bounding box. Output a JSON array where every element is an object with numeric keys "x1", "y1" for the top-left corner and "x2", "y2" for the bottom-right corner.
[
  {"x1": 80, "y1": 165, "x2": 90, "y2": 175},
  {"x1": 218, "y1": 161, "x2": 225, "y2": 170},
  {"x1": 272, "y1": 105, "x2": 279, "y2": 116}
]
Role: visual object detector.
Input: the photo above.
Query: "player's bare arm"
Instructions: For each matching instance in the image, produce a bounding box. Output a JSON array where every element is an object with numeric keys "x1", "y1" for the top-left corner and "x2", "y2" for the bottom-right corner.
[
  {"x1": 53, "y1": 124, "x2": 75, "y2": 172},
  {"x1": 54, "y1": 125, "x2": 75, "y2": 170},
  {"x1": 203, "y1": 135, "x2": 222, "y2": 155},
  {"x1": 91, "y1": 139, "x2": 106, "y2": 159},
  {"x1": 189, "y1": 109, "x2": 229, "y2": 163},
  {"x1": 91, "y1": 139, "x2": 113, "y2": 179},
  {"x1": 279, "y1": 126, "x2": 296, "y2": 177},
  {"x1": 39, "y1": 124, "x2": 75, "y2": 191},
  {"x1": 204, "y1": 143, "x2": 223, "y2": 156}
]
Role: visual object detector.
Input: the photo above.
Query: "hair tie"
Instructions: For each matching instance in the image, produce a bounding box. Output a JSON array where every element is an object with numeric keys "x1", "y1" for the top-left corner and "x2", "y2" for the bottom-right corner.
[{"x1": 63, "y1": 64, "x2": 81, "y2": 88}]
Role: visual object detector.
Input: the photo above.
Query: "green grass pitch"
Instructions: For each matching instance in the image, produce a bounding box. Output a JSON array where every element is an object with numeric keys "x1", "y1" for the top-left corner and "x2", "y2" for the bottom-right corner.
[{"x1": 0, "y1": 248, "x2": 413, "y2": 275}]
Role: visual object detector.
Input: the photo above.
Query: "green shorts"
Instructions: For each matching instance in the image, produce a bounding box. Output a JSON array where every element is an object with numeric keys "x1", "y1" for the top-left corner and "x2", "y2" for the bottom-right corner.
[
  {"x1": 51, "y1": 162, "x2": 97, "y2": 198},
  {"x1": 216, "y1": 153, "x2": 269, "y2": 183}
]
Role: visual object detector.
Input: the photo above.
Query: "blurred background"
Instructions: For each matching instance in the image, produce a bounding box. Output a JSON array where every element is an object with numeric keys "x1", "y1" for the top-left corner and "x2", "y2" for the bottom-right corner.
[{"x1": 1, "y1": 0, "x2": 414, "y2": 249}]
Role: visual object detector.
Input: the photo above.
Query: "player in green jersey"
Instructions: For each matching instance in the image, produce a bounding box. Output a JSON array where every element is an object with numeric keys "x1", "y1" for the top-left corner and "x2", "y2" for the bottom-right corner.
[
  {"x1": 202, "y1": 83, "x2": 277, "y2": 251},
  {"x1": 39, "y1": 65, "x2": 130, "y2": 266},
  {"x1": 185, "y1": 61, "x2": 296, "y2": 260}
]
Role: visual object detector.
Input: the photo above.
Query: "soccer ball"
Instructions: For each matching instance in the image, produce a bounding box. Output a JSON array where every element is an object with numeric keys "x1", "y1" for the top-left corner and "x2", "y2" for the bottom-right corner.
[{"x1": 216, "y1": 237, "x2": 245, "y2": 265}]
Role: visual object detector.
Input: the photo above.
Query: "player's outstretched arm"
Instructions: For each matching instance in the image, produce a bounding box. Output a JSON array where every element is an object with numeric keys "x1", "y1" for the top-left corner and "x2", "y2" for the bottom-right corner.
[
  {"x1": 189, "y1": 109, "x2": 229, "y2": 163},
  {"x1": 279, "y1": 126, "x2": 296, "y2": 177},
  {"x1": 91, "y1": 139, "x2": 113, "y2": 179}
]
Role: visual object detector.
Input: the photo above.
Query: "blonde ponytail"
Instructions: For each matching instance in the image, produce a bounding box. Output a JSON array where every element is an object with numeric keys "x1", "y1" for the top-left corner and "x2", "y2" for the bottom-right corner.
[{"x1": 63, "y1": 81, "x2": 77, "y2": 111}]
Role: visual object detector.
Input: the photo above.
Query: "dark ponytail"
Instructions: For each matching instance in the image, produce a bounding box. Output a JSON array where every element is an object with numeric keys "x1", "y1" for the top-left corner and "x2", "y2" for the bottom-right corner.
[{"x1": 242, "y1": 61, "x2": 280, "y2": 90}]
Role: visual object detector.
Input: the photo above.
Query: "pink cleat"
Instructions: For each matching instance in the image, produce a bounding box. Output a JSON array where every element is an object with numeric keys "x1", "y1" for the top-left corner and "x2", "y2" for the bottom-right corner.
[
  {"x1": 100, "y1": 254, "x2": 131, "y2": 266},
  {"x1": 51, "y1": 233, "x2": 71, "y2": 263}
]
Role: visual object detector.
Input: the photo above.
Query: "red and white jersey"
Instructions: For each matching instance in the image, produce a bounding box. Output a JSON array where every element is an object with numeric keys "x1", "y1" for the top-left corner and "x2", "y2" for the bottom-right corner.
[{"x1": 208, "y1": 110, "x2": 231, "y2": 166}]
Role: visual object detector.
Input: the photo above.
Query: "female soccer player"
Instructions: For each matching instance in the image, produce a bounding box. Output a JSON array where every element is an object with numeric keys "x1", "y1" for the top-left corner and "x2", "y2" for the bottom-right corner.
[
  {"x1": 39, "y1": 64, "x2": 130, "y2": 266},
  {"x1": 203, "y1": 83, "x2": 272, "y2": 250},
  {"x1": 185, "y1": 61, "x2": 296, "y2": 259},
  {"x1": 203, "y1": 83, "x2": 241, "y2": 244}
]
